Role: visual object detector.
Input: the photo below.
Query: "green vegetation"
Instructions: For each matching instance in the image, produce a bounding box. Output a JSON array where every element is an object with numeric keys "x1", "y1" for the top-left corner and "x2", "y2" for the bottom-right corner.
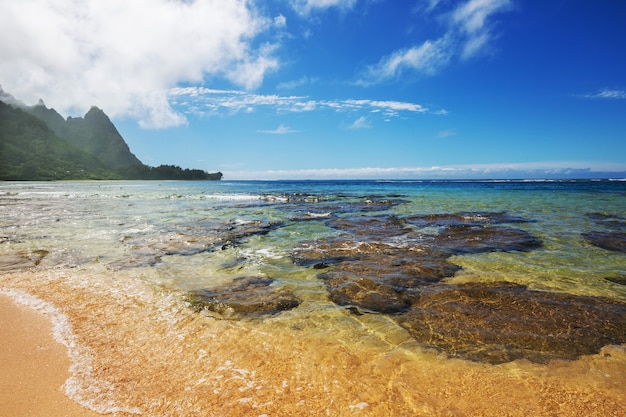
[
  {"x1": 0, "y1": 98, "x2": 222, "y2": 181},
  {"x1": 117, "y1": 164, "x2": 223, "y2": 180},
  {"x1": 0, "y1": 102, "x2": 119, "y2": 180}
]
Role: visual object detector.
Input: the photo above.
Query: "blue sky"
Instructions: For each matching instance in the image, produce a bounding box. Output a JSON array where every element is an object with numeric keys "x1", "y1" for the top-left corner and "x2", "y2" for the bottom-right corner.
[{"x1": 1, "y1": 0, "x2": 625, "y2": 179}]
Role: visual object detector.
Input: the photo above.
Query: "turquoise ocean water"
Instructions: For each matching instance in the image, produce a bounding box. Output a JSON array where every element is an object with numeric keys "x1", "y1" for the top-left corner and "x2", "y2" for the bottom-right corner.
[{"x1": 1, "y1": 180, "x2": 625, "y2": 416}]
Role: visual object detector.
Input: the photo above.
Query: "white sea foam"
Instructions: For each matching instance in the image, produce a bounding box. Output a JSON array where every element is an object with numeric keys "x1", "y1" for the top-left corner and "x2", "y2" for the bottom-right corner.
[
  {"x1": 239, "y1": 247, "x2": 284, "y2": 262},
  {"x1": 234, "y1": 218, "x2": 259, "y2": 225},
  {"x1": 260, "y1": 194, "x2": 289, "y2": 202},
  {"x1": 349, "y1": 401, "x2": 369, "y2": 410},
  {"x1": 204, "y1": 193, "x2": 263, "y2": 201},
  {"x1": 305, "y1": 212, "x2": 332, "y2": 218}
]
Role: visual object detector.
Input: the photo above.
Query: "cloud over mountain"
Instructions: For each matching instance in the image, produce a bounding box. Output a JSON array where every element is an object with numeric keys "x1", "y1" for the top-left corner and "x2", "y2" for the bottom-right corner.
[{"x1": 0, "y1": 0, "x2": 277, "y2": 128}]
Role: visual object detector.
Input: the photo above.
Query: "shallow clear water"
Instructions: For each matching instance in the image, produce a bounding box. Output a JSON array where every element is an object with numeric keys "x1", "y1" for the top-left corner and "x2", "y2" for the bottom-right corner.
[{"x1": 1, "y1": 180, "x2": 625, "y2": 416}]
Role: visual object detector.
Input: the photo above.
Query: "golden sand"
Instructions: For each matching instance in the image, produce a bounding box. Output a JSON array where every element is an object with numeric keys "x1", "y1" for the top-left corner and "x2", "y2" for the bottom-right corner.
[{"x1": 0, "y1": 295, "x2": 101, "y2": 417}]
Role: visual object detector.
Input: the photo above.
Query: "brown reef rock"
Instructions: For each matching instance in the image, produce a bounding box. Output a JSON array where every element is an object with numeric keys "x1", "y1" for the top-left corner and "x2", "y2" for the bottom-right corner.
[
  {"x1": 187, "y1": 276, "x2": 301, "y2": 320},
  {"x1": 398, "y1": 282, "x2": 626, "y2": 364}
]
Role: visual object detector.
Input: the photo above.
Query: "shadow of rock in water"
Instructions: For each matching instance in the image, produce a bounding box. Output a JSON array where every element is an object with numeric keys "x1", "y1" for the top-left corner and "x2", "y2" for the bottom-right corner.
[{"x1": 605, "y1": 275, "x2": 626, "y2": 285}]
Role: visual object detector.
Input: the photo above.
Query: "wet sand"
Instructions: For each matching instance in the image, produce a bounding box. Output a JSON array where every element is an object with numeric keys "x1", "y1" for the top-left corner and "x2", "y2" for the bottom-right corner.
[{"x1": 0, "y1": 295, "x2": 101, "y2": 417}]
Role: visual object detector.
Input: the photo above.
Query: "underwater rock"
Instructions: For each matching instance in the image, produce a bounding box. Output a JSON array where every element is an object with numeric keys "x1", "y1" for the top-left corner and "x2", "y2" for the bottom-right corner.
[
  {"x1": 291, "y1": 237, "x2": 374, "y2": 267},
  {"x1": 291, "y1": 210, "x2": 625, "y2": 365},
  {"x1": 431, "y1": 225, "x2": 542, "y2": 255},
  {"x1": 397, "y1": 282, "x2": 626, "y2": 364},
  {"x1": 187, "y1": 276, "x2": 301, "y2": 319},
  {"x1": 214, "y1": 220, "x2": 284, "y2": 249},
  {"x1": 293, "y1": 212, "x2": 542, "y2": 315},
  {"x1": 319, "y1": 251, "x2": 460, "y2": 313},
  {"x1": 585, "y1": 212, "x2": 626, "y2": 229},
  {"x1": 0, "y1": 250, "x2": 48, "y2": 272},
  {"x1": 582, "y1": 231, "x2": 626, "y2": 253},
  {"x1": 583, "y1": 213, "x2": 626, "y2": 253},
  {"x1": 326, "y1": 215, "x2": 411, "y2": 238},
  {"x1": 359, "y1": 196, "x2": 409, "y2": 212},
  {"x1": 110, "y1": 219, "x2": 284, "y2": 270},
  {"x1": 283, "y1": 196, "x2": 408, "y2": 219},
  {"x1": 405, "y1": 211, "x2": 533, "y2": 228}
]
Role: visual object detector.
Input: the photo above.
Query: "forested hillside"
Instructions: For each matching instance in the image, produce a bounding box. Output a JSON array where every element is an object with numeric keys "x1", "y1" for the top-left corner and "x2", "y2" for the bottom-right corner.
[
  {"x1": 0, "y1": 87, "x2": 222, "y2": 181},
  {"x1": 0, "y1": 102, "x2": 119, "y2": 180}
]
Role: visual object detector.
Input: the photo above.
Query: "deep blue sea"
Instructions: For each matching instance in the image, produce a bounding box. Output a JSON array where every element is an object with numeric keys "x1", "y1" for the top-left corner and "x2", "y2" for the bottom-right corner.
[{"x1": 1, "y1": 180, "x2": 625, "y2": 416}]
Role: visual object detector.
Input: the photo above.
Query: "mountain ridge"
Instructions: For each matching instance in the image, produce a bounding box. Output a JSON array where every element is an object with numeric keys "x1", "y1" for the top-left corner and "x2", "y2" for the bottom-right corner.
[{"x1": 0, "y1": 86, "x2": 222, "y2": 181}]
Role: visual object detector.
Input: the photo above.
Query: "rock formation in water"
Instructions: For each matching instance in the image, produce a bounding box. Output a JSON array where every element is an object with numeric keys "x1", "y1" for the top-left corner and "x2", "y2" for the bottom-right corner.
[
  {"x1": 399, "y1": 281, "x2": 626, "y2": 364},
  {"x1": 187, "y1": 276, "x2": 301, "y2": 319},
  {"x1": 292, "y1": 210, "x2": 626, "y2": 363},
  {"x1": 583, "y1": 213, "x2": 626, "y2": 253}
]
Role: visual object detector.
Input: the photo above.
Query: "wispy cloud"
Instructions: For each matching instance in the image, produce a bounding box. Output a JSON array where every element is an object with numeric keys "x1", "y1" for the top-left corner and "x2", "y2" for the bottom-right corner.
[
  {"x1": 168, "y1": 87, "x2": 445, "y2": 119},
  {"x1": 257, "y1": 123, "x2": 302, "y2": 134},
  {"x1": 349, "y1": 116, "x2": 371, "y2": 129},
  {"x1": 360, "y1": 0, "x2": 513, "y2": 84},
  {"x1": 452, "y1": 0, "x2": 512, "y2": 58},
  {"x1": 360, "y1": 37, "x2": 453, "y2": 84},
  {"x1": 290, "y1": 0, "x2": 358, "y2": 15},
  {"x1": 437, "y1": 129, "x2": 457, "y2": 138},
  {"x1": 582, "y1": 88, "x2": 626, "y2": 100},
  {"x1": 276, "y1": 76, "x2": 318, "y2": 90}
]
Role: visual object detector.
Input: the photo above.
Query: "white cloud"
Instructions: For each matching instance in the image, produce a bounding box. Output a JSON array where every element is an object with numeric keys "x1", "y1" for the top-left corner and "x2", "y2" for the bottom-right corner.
[
  {"x1": 360, "y1": 0, "x2": 513, "y2": 83},
  {"x1": 274, "y1": 14, "x2": 287, "y2": 28},
  {"x1": 168, "y1": 87, "x2": 445, "y2": 118},
  {"x1": 451, "y1": 0, "x2": 512, "y2": 59},
  {"x1": 361, "y1": 37, "x2": 453, "y2": 84},
  {"x1": 582, "y1": 88, "x2": 626, "y2": 100},
  {"x1": 452, "y1": 0, "x2": 511, "y2": 35},
  {"x1": 349, "y1": 116, "x2": 371, "y2": 129},
  {"x1": 257, "y1": 123, "x2": 302, "y2": 134},
  {"x1": 0, "y1": 0, "x2": 278, "y2": 128},
  {"x1": 290, "y1": 0, "x2": 358, "y2": 15}
]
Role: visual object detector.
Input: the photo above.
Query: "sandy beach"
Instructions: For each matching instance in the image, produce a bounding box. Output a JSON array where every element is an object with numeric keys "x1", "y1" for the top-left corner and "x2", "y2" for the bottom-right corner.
[{"x1": 0, "y1": 295, "x2": 101, "y2": 417}]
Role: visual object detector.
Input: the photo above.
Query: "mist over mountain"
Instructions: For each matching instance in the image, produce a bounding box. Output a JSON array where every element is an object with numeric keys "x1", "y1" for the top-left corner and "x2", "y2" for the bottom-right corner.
[
  {"x1": 24, "y1": 100, "x2": 143, "y2": 168},
  {"x1": 0, "y1": 101, "x2": 118, "y2": 180},
  {"x1": 0, "y1": 86, "x2": 221, "y2": 181}
]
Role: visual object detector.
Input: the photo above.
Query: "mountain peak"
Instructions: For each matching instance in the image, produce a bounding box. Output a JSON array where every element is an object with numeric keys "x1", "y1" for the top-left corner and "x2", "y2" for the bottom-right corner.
[{"x1": 85, "y1": 105, "x2": 106, "y2": 119}]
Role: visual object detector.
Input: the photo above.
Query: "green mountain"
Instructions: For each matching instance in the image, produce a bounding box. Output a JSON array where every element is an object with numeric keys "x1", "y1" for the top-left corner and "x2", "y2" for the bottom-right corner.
[
  {"x1": 26, "y1": 102, "x2": 143, "y2": 168},
  {"x1": 0, "y1": 101, "x2": 119, "y2": 180},
  {"x1": 0, "y1": 87, "x2": 222, "y2": 181}
]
